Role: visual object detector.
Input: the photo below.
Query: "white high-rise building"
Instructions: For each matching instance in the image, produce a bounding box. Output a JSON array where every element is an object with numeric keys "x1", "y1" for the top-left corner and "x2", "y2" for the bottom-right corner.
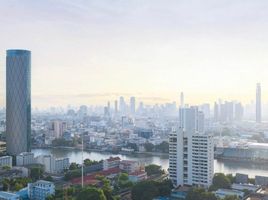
[
  {"x1": 0, "y1": 156, "x2": 12, "y2": 168},
  {"x1": 130, "y1": 97, "x2": 136, "y2": 115},
  {"x1": 16, "y1": 152, "x2": 34, "y2": 166},
  {"x1": 169, "y1": 107, "x2": 214, "y2": 188}
]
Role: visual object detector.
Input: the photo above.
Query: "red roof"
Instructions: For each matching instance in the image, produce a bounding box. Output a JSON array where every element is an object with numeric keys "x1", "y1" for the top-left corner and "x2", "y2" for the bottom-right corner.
[
  {"x1": 106, "y1": 157, "x2": 121, "y2": 162},
  {"x1": 129, "y1": 170, "x2": 147, "y2": 176},
  {"x1": 71, "y1": 167, "x2": 121, "y2": 185}
]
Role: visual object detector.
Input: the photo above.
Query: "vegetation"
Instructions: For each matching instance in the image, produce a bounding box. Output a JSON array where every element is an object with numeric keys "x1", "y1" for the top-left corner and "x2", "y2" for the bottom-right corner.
[
  {"x1": 209, "y1": 173, "x2": 231, "y2": 191},
  {"x1": 84, "y1": 159, "x2": 101, "y2": 166},
  {"x1": 186, "y1": 188, "x2": 217, "y2": 200},
  {"x1": 1, "y1": 177, "x2": 32, "y2": 191},
  {"x1": 131, "y1": 179, "x2": 173, "y2": 200},
  {"x1": 145, "y1": 164, "x2": 164, "y2": 176},
  {"x1": 52, "y1": 138, "x2": 77, "y2": 147},
  {"x1": 30, "y1": 166, "x2": 44, "y2": 181}
]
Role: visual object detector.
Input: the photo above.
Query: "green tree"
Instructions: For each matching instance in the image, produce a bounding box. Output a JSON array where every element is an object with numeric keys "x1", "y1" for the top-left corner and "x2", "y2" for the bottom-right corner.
[
  {"x1": 145, "y1": 164, "x2": 163, "y2": 176},
  {"x1": 211, "y1": 173, "x2": 231, "y2": 190},
  {"x1": 144, "y1": 143, "x2": 154, "y2": 152},
  {"x1": 30, "y1": 167, "x2": 44, "y2": 181},
  {"x1": 84, "y1": 159, "x2": 99, "y2": 166},
  {"x1": 69, "y1": 162, "x2": 80, "y2": 170},
  {"x1": 223, "y1": 195, "x2": 240, "y2": 200},
  {"x1": 77, "y1": 187, "x2": 106, "y2": 200},
  {"x1": 155, "y1": 141, "x2": 169, "y2": 153},
  {"x1": 132, "y1": 181, "x2": 158, "y2": 200},
  {"x1": 186, "y1": 188, "x2": 217, "y2": 200}
]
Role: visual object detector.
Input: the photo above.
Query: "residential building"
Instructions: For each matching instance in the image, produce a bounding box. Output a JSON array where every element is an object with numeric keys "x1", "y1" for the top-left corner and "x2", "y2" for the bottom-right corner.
[
  {"x1": 51, "y1": 120, "x2": 67, "y2": 138},
  {"x1": 28, "y1": 180, "x2": 55, "y2": 200},
  {"x1": 16, "y1": 152, "x2": 34, "y2": 166},
  {"x1": 0, "y1": 156, "x2": 12, "y2": 168},
  {"x1": 214, "y1": 189, "x2": 244, "y2": 199},
  {"x1": 6, "y1": 49, "x2": 31, "y2": 155},
  {"x1": 129, "y1": 170, "x2": 147, "y2": 182},
  {"x1": 119, "y1": 160, "x2": 140, "y2": 173},
  {"x1": 54, "y1": 158, "x2": 69, "y2": 173},
  {"x1": 103, "y1": 157, "x2": 120, "y2": 170},
  {"x1": 169, "y1": 107, "x2": 214, "y2": 188},
  {"x1": 0, "y1": 191, "x2": 20, "y2": 200}
]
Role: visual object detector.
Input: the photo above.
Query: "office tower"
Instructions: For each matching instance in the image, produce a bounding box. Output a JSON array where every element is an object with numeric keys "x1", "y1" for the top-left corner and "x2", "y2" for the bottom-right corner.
[
  {"x1": 180, "y1": 92, "x2": 184, "y2": 108},
  {"x1": 130, "y1": 96, "x2": 136, "y2": 114},
  {"x1": 51, "y1": 120, "x2": 66, "y2": 138},
  {"x1": 114, "y1": 100, "x2": 118, "y2": 113},
  {"x1": 107, "y1": 101, "x2": 111, "y2": 113},
  {"x1": 119, "y1": 96, "x2": 125, "y2": 113},
  {"x1": 169, "y1": 107, "x2": 214, "y2": 188},
  {"x1": 256, "y1": 83, "x2": 262, "y2": 123},
  {"x1": 6, "y1": 49, "x2": 31, "y2": 155},
  {"x1": 234, "y1": 102, "x2": 244, "y2": 121},
  {"x1": 78, "y1": 105, "x2": 87, "y2": 118},
  {"x1": 214, "y1": 102, "x2": 219, "y2": 121},
  {"x1": 199, "y1": 103, "x2": 210, "y2": 119}
]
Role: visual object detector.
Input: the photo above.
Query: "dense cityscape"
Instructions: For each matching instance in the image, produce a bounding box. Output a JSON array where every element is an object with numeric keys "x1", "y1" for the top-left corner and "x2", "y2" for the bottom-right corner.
[{"x1": 1, "y1": 1, "x2": 268, "y2": 200}]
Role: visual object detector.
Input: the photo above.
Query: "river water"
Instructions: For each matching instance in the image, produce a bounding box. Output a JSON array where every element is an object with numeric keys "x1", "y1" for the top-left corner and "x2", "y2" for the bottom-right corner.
[{"x1": 32, "y1": 148, "x2": 268, "y2": 178}]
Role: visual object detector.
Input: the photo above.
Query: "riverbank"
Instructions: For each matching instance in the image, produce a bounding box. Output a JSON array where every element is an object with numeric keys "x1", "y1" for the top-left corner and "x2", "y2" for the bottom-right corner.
[{"x1": 32, "y1": 146, "x2": 169, "y2": 157}]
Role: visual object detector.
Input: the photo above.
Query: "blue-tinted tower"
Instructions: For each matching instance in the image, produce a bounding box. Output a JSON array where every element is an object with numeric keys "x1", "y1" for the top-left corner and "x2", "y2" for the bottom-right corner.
[{"x1": 6, "y1": 49, "x2": 31, "y2": 155}]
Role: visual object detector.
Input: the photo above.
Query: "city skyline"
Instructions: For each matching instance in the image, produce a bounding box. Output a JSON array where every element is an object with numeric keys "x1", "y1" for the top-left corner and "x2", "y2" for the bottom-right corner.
[{"x1": 1, "y1": 0, "x2": 268, "y2": 107}]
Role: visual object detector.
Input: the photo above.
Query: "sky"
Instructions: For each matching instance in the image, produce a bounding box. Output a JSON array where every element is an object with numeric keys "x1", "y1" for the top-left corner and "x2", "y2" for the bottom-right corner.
[{"x1": 0, "y1": 0, "x2": 268, "y2": 108}]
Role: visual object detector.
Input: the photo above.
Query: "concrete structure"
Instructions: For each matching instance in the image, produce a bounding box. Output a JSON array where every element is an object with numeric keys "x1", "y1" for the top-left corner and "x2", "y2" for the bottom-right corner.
[
  {"x1": 130, "y1": 97, "x2": 136, "y2": 114},
  {"x1": 0, "y1": 156, "x2": 12, "y2": 168},
  {"x1": 169, "y1": 107, "x2": 214, "y2": 188},
  {"x1": 129, "y1": 170, "x2": 147, "y2": 182},
  {"x1": 6, "y1": 49, "x2": 31, "y2": 155},
  {"x1": 255, "y1": 176, "x2": 268, "y2": 186},
  {"x1": 231, "y1": 183, "x2": 259, "y2": 192},
  {"x1": 256, "y1": 83, "x2": 262, "y2": 123},
  {"x1": 16, "y1": 152, "x2": 34, "y2": 166},
  {"x1": 103, "y1": 157, "x2": 120, "y2": 170},
  {"x1": 51, "y1": 120, "x2": 67, "y2": 138},
  {"x1": 119, "y1": 160, "x2": 140, "y2": 173},
  {"x1": 214, "y1": 189, "x2": 244, "y2": 199},
  {"x1": 35, "y1": 155, "x2": 69, "y2": 174},
  {"x1": 54, "y1": 157, "x2": 69, "y2": 173},
  {"x1": 0, "y1": 192, "x2": 20, "y2": 200},
  {"x1": 28, "y1": 180, "x2": 55, "y2": 200}
]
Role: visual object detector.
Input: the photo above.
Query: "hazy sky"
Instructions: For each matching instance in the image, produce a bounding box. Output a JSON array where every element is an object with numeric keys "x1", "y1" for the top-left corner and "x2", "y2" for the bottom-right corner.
[{"x1": 0, "y1": 0, "x2": 268, "y2": 108}]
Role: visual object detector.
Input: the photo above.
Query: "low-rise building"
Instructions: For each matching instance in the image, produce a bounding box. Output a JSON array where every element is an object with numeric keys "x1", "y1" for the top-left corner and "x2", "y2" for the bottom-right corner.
[
  {"x1": 214, "y1": 189, "x2": 244, "y2": 199},
  {"x1": 0, "y1": 191, "x2": 20, "y2": 200},
  {"x1": 54, "y1": 158, "x2": 69, "y2": 173},
  {"x1": 129, "y1": 170, "x2": 147, "y2": 182},
  {"x1": 231, "y1": 183, "x2": 260, "y2": 192},
  {"x1": 103, "y1": 157, "x2": 120, "y2": 170},
  {"x1": 119, "y1": 160, "x2": 140, "y2": 173},
  {"x1": 0, "y1": 156, "x2": 12, "y2": 168},
  {"x1": 28, "y1": 180, "x2": 55, "y2": 200},
  {"x1": 16, "y1": 152, "x2": 34, "y2": 166}
]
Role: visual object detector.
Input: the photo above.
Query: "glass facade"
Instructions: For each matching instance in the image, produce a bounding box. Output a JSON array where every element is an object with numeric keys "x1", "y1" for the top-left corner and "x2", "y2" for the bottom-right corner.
[{"x1": 6, "y1": 49, "x2": 31, "y2": 155}]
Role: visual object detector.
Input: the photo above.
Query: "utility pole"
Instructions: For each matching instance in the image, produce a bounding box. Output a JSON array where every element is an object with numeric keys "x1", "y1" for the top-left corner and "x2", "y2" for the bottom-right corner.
[{"x1": 81, "y1": 131, "x2": 84, "y2": 188}]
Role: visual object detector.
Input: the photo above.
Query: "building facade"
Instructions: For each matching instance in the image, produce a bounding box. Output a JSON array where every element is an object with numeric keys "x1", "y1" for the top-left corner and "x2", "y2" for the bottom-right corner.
[
  {"x1": 6, "y1": 49, "x2": 31, "y2": 155},
  {"x1": 169, "y1": 107, "x2": 214, "y2": 188},
  {"x1": 16, "y1": 152, "x2": 34, "y2": 166},
  {"x1": 0, "y1": 156, "x2": 12, "y2": 168},
  {"x1": 28, "y1": 180, "x2": 55, "y2": 200}
]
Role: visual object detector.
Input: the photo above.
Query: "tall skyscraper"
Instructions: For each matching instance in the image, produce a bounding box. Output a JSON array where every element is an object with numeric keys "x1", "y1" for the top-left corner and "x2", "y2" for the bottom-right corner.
[
  {"x1": 114, "y1": 100, "x2": 118, "y2": 113},
  {"x1": 256, "y1": 83, "x2": 262, "y2": 123},
  {"x1": 169, "y1": 107, "x2": 214, "y2": 188},
  {"x1": 119, "y1": 96, "x2": 125, "y2": 114},
  {"x1": 180, "y1": 92, "x2": 184, "y2": 108},
  {"x1": 6, "y1": 49, "x2": 31, "y2": 155},
  {"x1": 130, "y1": 96, "x2": 136, "y2": 114}
]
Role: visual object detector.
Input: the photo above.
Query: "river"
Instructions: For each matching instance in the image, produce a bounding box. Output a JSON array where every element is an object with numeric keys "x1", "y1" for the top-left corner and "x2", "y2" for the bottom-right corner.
[{"x1": 32, "y1": 148, "x2": 268, "y2": 178}]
